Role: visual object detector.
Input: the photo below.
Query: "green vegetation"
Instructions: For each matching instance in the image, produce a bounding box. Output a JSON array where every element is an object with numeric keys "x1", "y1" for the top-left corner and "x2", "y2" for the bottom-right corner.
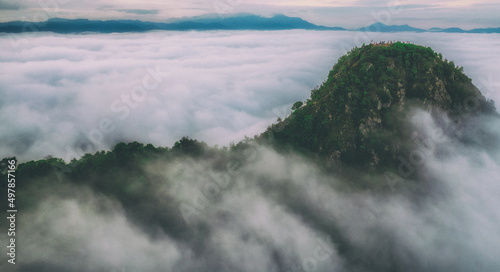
[
  {"x1": 261, "y1": 42, "x2": 496, "y2": 168},
  {"x1": 1, "y1": 42, "x2": 498, "y2": 243},
  {"x1": 1, "y1": 138, "x2": 259, "y2": 237},
  {"x1": 2, "y1": 42, "x2": 499, "y2": 272},
  {"x1": 2, "y1": 42, "x2": 497, "y2": 195}
]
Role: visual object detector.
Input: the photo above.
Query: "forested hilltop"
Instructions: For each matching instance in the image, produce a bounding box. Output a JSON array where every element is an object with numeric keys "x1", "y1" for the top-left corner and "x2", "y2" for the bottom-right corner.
[
  {"x1": 261, "y1": 41, "x2": 496, "y2": 169},
  {"x1": 1, "y1": 138, "x2": 255, "y2": 240}
]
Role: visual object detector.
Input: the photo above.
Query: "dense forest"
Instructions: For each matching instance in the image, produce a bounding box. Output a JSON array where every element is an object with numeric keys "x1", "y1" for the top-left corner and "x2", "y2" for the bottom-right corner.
[{"x1": 261, "y1": 42, "x2": 496, "y2": 168}]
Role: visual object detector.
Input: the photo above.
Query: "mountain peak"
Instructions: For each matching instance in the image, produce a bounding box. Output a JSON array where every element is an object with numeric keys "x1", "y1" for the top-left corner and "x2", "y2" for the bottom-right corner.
[
  {"x1": 262, "y1": 42, "x2": 496, "y2": 169},
  {"x1": 358, "y1": 23, "x2": 425, "y2": 32}
]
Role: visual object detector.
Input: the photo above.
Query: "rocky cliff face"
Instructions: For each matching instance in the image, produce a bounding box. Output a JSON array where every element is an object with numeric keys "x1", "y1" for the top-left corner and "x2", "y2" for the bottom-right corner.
[{"x1": 262, "y1": 42, "x2": 496, "y2": 169}]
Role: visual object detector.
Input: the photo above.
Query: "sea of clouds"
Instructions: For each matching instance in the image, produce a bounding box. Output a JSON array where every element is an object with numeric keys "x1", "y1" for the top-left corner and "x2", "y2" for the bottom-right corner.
[
  {"x1": 0, "y1": 30, "x2": 499, "y2": 271},
  {"x1": 0, "y1": 30, "x2": 499, "y2": 162}
]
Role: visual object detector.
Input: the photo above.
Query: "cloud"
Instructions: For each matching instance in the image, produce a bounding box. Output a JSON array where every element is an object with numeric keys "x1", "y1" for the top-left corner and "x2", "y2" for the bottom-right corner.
[
  {"x1": 2, "y1": 108, "x2": 500, "y2": 271},
  {"x1": 0, "y1": 30, "x2": 339, "y2": 161},
  {"x1": 1, "y1": 24, "x2": 499, "y2": 272},
  {"x1": 13, "y1": 190, "x2": 185, "y2": 271},
  {"x1": 1, "y1": 31, "x2": 500, "y2": 162},
  {"x1": 117, "y1": 9, "x2": 160, "y2": 15},
  {"x1": 0, "y1": 0, "x2": 22, "y2": 10}
]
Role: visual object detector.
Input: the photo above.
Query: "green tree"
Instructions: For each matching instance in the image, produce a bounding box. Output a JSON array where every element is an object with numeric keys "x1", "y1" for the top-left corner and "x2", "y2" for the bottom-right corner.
[{"x1": 292, "y1": 101, "x2": 303, "y2": 111}]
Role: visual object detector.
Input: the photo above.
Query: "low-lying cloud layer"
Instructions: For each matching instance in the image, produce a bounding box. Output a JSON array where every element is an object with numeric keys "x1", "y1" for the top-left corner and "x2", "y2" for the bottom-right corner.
[
  {"x1": 1, "y1": 31, "x2": 500, "y2": 162},
  {"x1": 1, "y1": 110, "x2": 499, "y2": 271}
]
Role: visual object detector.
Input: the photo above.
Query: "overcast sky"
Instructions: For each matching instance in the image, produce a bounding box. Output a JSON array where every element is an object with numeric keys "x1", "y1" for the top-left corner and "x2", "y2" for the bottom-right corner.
[{"x1": 0, "y1": 0, "x2": 499, "y2": 28}]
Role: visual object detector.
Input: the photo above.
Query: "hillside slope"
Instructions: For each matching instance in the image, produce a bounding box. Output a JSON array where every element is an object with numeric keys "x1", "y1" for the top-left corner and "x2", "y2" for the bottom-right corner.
[{"x1": 261, "y1": 42, "x2": 496, "y2": 169}]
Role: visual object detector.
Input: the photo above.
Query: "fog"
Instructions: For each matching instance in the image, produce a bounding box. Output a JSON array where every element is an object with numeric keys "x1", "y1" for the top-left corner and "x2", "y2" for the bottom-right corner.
[
  {"x1": 0, "y1": 30, "x2": 499, "y2": 271},
  {"x1": 1, "y1": 109, "x2": 499, "y2": 271},
  {"x1": 1, "y1": 31, "x2": 500, "y2": 162}
]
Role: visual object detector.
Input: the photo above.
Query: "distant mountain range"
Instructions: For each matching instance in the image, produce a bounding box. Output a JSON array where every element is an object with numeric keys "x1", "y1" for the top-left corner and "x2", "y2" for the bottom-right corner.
[
  {"x1": 0, "y1": 14, "x2": 343, "y2": 33},
  {"x1": 0, "y1": 14, "x2": 499, "y2": 34}
]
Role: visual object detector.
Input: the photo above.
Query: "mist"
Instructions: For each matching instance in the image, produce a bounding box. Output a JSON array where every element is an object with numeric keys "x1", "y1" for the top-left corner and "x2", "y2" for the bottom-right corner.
[
  {"x1": 1, "y1": 31, "x2": 500, "y2": 162},
  {"x1": 0, "y1": 29, "x2": 499, "y2": 271},
  {"x1": 0, "y1": 108, "x2": 498, "y2": 271}
]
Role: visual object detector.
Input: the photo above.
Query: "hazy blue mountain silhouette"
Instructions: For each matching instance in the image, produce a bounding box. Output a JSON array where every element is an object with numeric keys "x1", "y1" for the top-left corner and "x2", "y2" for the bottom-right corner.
[
  {"x1": 0, "y1": 14, "x2": 344, "y2": 33},
  {"x1": 357, "y1": 22, "x2": 426, "y2": 32},
  {"x1": 0, "y1": 14, "x2": 498, "y2": 33}
]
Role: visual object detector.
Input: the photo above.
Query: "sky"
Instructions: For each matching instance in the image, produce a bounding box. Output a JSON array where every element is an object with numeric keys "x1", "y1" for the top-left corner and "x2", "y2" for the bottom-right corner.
[{"x1": 0, "y1": 0, "x2": 500, "y2": 29}]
